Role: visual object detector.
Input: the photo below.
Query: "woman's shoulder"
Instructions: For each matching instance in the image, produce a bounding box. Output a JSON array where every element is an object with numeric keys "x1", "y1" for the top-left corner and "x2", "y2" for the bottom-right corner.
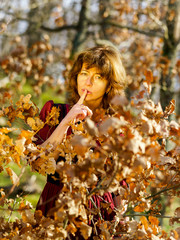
[
  {"x1": 40, "y1": 101, "x2": 70, "y2": 121},
  {"x1": 39, "y1": 100, "x2": 54, "y2": 122}
]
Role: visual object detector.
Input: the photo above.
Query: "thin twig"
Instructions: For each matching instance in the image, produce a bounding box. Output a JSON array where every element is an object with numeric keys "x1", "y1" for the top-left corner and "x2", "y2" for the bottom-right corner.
[
  {"x1": 124, "y1": 213, "x2": 180, "y2": 219},
  {"x1": 6, "y1": 163, "x2": 27, "y2": 198},
  {"x1": 63, "y1": 217, "x2": 68, "y2": 229},
  {"x1": 89, "y1": 196, "x2": 103, "y2": 221},
  {"x1": 87, "y1": 176, "x2": 106, "y2": 197},
  {"x1": 86, "y1": 189, "x2": 103, "y2": 221},
  {"x1": 146, "y1": 183, "x2": 180, "y2": 199},
  {"x1": 8, "y1": 198, "x2": 17, "y2": 222},
  {"x1": 126, "y1": 183, "x2": 180, "y2": 213}
]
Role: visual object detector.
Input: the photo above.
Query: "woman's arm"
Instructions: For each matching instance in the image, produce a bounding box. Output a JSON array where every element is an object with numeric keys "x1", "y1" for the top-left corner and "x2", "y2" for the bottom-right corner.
[{"x1": 39, "y1": 90, "x2": 92, "y2": 159}]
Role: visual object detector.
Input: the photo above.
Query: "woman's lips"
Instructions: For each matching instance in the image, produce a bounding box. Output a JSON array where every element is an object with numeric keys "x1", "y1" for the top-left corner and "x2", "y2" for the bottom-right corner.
[{"x1": 82, "y1": 89, "x2": 92, "y2": 94}]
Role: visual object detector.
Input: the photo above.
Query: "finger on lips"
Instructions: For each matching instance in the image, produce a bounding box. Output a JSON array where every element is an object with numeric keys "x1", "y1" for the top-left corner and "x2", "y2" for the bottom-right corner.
[
  {"x1": 72, "y1": 89, "x2": 93, "y2": 121},
  {"x1": 77, "y1": 89, "x2": 87, "y2": 105}
]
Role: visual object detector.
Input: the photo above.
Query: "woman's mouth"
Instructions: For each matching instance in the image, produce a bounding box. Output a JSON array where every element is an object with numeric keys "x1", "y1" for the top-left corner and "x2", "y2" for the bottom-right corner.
[{"x1": 82, "y1": 89, "x2": 92, "y2": 94}]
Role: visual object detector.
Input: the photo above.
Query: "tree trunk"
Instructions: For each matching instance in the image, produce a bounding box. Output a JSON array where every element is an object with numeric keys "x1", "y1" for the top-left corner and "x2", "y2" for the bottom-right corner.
[
  {"x1": 70, "y1": 0, "x2": 91, "y2": 58},
  {"x1": 26, "y1": 0, "x2": 53, "y2": 47},
  {"x1": 160, "y1": 0, "x2": 180, "y2": 113}
]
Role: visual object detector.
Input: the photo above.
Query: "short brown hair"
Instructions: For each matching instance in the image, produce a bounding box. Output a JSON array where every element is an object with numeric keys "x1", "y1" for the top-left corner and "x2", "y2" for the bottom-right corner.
[{"x1": 66, "y1": 45, "x2": 127, "y2": 109}]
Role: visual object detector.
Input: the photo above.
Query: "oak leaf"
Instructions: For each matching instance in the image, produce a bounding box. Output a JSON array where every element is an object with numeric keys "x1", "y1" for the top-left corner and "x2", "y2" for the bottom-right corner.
[
  {"x1": 164, "y1": 99, "x2": 175, "y2": 118},
  {"x1": 6, "y1": 167, "x2": 19, "y2": 185},
  {"x1": 15, "y1": 137, "x2": 26, "y2": 156},
  {"x1": 80, "y1": 222, "x2": 92, "y2": 239},
  {"x1": 128, "y1": 220, "x2": 138, "y2": 233},
  {"x1": 134, "y1": 200, "x2": 150, "y2": 212},
  {"x1": 149, "y1": 216, "x2": 159, "y2": 226},
  {"x1": 84, "y1": 117, "x2": 99, "y2": 137},
  {"x1": 111, "y1": 95, "x2": 129, "y2": 106},
  {"x1": 21, "y1": 209, "x2": 36, "y2": 225},
  {"x1": 140, "y1": 216, "x2": 149, "y2": 231}
]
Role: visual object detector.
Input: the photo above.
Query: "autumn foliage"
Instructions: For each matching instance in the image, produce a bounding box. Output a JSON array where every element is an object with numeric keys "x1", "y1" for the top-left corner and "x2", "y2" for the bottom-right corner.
[{"x1": 0, "y1": 70, "x2": 180, "y2": 239}]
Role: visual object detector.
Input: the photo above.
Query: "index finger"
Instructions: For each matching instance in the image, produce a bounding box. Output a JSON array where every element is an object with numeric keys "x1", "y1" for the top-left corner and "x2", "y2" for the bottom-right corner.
[{"x1": 77, "y1": 89, "x2": 87, "y2": 104}]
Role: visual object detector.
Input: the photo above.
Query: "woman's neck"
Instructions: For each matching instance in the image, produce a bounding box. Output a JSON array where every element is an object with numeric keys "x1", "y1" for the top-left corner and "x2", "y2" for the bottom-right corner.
[
  {"x1": 83, "y1": 98, "x2": 107, "y2": 122},
  {"x1": 84, "y1": 98, "x2": 102, "y2": 112}
]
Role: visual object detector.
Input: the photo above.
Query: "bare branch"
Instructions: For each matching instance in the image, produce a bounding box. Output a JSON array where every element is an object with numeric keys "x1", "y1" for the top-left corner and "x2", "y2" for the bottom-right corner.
[
  {"x1": 146, "y1": 183, "x2": 180, "y2": 200},
  {"x1": 126, "y1": 183, "x2": 180, "y2": 214},
  {"x1": 41, "y1": 24, "x2": 77, "y2": 32},
  {"x1": 99, "y1": 20, "x2": 164, "y2": 38},
  {"x1": 124, "y1": 213, "x2": 180, "y2": 219}
]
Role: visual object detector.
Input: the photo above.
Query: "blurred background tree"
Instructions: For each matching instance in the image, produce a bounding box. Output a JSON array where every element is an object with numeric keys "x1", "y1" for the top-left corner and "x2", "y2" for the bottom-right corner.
[{"x1": 0, "y1": 0, "x2": 179, "y2": 113}]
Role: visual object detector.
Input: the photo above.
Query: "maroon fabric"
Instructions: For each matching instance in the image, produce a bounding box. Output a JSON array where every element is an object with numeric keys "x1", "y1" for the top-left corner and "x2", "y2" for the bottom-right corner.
[
  {"x1": 89, "y1": 192, "x2": 116, "y2": 222},
  {"x1": 36, "y1": 182, "x2": 63, "y2": 216},
  {"x1": 34, "y1": 100, "x2": 55, "y2": 145},
  {"x1": 35, "y1": 101, "x2": 128, "y2": 238}
]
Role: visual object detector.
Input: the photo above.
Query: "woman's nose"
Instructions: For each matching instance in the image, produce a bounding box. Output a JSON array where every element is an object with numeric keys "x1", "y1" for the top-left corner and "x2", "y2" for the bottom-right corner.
[{"x1": 86, "y1": 76, "x2": 93, "y2": 85}]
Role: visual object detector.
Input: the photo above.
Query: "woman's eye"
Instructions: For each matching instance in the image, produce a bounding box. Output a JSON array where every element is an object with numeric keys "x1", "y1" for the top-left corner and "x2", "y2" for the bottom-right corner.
[{"x1": 95, "y1": 75, "x2": 102, "y2": 80}]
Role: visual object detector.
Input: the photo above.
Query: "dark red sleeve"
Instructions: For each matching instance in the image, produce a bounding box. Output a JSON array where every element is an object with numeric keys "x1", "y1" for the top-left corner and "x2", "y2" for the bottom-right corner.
[{"x1": 34, "y1": 100, "x2": 55, "y2": 145}]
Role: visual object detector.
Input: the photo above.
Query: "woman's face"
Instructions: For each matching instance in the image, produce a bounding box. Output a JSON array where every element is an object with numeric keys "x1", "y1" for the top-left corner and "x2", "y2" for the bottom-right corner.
[{"x1": 77, "y1": 63, "x2": 108, "y2": 107}]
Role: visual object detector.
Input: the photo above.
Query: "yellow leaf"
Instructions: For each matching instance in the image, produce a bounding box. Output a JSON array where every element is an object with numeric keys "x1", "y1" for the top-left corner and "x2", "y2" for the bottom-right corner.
[
  {"x1": 80, "y1": 222, "x2": 92, "y2": 239},
  {"x1": 27, "y1": 117, "x2": 36, "y2": 128},
  {"x1": 6, "y1": 167, "x2": 19, "y2": 185},
  {"x1": 21, "y1": 209, "x2": 35, "y2": 225},
  {"x1": 15, "y1": 137, "x2": 26, "y2": 156}
]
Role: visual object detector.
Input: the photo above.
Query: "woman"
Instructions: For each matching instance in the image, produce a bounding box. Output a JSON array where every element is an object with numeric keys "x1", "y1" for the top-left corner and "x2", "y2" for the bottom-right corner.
[{"x1": 35, "y1": 45, "x2": 127, "y2": 237}]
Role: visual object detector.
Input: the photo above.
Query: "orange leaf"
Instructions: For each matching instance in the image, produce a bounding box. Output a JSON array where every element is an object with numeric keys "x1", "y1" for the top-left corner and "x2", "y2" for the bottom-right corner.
[
  {"x1": 149, "y1": 216, "x2": 159, "y2": 226},
  {"x1": 140, "y1": 216, "x2": 149, "y2": 231},
  {"x1": 134, "y1": 202, "x2": 147, "y2": 212},
  {"x1": 164, "y1": 99, "x2": 175, "y2": 117},
  {"x1": 144, "y1": 69, "x2": 153, "y2": 83}
]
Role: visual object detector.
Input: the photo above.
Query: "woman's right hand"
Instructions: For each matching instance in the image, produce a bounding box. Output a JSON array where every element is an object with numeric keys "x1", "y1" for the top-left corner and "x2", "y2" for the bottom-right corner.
[{"x1": 62, "y1": 90, "x2": 93, "y2": 126}]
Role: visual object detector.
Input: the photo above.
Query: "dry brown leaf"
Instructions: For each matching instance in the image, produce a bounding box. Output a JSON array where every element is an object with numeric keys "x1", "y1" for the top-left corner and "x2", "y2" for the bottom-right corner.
[
  {"x1": 99, "y1": 117, "x2": 126, "y2": 135},
  {"x1": 6, "y1": 167, "x2": 19, "y2": 185},
  {"x1": 174, "y1": 227, "x2": 180, "y2": 238},
  {"x1": 134, "y1": 200, "x2": 150, "y2": 212},
  {"x1": 84, "y1": 117, "x2": 99, "y2": 137},
  {"x1": 111, "y1": 95, "x2": 129, "y2": 106},
  {"x1": 149, "y1": 216, "x2": 159, "y2": 226},
  {"x1": 164, "y1": 99, "x2": 175, "y2": 118},
  {"x1": 21, "y1": 209, "x2": 36, "y2": 225},
  {"x1": 140, "y1": 216, "x2": 149, "y2": 231},
  {"x1": 158, "y1": 155, "x2": 176, "y2": 165},
  {"x1": 99, "y1": 221, "x2": 111, "y2": 240},
  {"x1": 80, "y1": 222, "x2": 92, "y2": 239},
  {"x1": 15, "y1": 137, "x2": 26, "y2": 156},
  {"x1": 174, "y1": 207, "x2": 180, "y2": 218},
  {"x1": 71, "y1": 135, "x2": 90, "y2": 156},
  {"x1": 127, "y1": 131, "x2": 145, "y2": 154},
  {"x1": 128, "y1": 220, "x2": 138, "y2": 234}
]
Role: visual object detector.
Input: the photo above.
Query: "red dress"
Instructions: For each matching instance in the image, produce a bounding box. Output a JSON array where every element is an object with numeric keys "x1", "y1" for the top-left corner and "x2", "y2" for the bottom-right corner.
[{"x1": 35, "y1": 101, "x2": 127, "y2": 238}]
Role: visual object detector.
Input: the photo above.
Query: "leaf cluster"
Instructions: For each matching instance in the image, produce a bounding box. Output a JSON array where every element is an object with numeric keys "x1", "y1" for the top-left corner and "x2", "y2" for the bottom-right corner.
[{"x1": 0, "y1": 76, "x2": 180, "y2": 239}]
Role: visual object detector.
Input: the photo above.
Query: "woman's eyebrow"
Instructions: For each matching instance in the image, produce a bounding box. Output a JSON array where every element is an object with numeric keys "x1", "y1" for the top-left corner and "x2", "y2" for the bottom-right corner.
[
  {"x1": 81, "y1": 68, "x2": 102, "y2": 75},
  {"x1": 81, "y1": 68, "x2": 88, "y2": 71}
]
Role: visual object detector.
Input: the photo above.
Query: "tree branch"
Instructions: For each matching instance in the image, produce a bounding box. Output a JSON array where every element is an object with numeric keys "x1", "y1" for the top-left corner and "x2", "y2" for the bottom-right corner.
[
  {"x1": 126, "y1": 183, "x2": 180, "y2": 214},
  {"x1": 146, "y1": 183, "x2": 180, "y2": 200},
  {"x1": 41, "y1": 24, "x2": 78, "y2": 32},
  {"x1": 88, "y1": 19, "x2": 164, "y2": 38},
  {"x1": 104, "y1": 20, "x2": 164, "y2": 38},
  {"x1": 124, "y1": 213, "x2": 180, "y2": 219},
  {"x1": 70, "y1": 0, "x2": 91, "y2": 58}
]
